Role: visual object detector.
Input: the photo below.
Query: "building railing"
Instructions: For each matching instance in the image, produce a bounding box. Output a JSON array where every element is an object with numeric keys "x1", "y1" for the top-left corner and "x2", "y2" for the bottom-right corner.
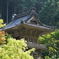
[{"x1": 27, "y1": 42, "x2": 47, "y2": 50}]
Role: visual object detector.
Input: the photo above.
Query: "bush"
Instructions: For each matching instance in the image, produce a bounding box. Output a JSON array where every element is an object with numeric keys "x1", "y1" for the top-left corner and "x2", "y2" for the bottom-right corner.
[
  {"x1": 38, "y1": 30, "x2": 59, "y2": 58},
  {"x1": 0, "y1": 19, "x2": 6, "y2": 28},
  {"x1": 0, "y1": 38, "x2": 35, "y2": 59}
]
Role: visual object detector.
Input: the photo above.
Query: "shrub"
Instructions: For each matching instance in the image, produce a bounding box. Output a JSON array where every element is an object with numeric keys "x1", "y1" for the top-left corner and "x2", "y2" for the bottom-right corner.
[
  {"x1": 0, "y1": 19, "x2": 6, "y2": 44},
  {"x1": 0, "y1": 38, "x2": 35, "y2": 59},
  {"x1": 38, "y1": 30, "x2": 59, "y2": 58}
]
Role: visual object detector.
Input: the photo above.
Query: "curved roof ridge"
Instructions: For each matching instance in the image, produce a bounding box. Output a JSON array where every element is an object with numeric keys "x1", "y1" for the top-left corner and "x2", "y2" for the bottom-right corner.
[
  {"x1": 14, "y1": 7, "x2": 36, "y2": 19},
  {"x1": 42, "y1": 24, "x2": 56, "y2": 29},
  {"x1": 14, "y1": 10, "x2": 31, "y2": 19}
]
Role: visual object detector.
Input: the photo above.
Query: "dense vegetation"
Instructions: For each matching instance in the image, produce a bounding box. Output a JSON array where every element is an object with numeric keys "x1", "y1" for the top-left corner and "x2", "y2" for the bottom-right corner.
[
  {"x1": 38, "y1": 30, "x2": 59, "y2": 59},
  {"x1": 0, "y1": 19, "x2": 6, "y2": 28},
  {"x1": 38, "y1": 0, "x2": 59, "y2": 28},
  {"x1": 0, "y1": 38, "x2": 35, "y2": 59}
]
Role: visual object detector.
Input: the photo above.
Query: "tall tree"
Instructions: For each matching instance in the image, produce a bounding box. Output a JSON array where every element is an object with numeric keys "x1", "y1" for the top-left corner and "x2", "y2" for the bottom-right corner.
[
  {"x1": 38, "y1": 0, "x2": 59, "y2": 27},
  {"x1": 1, "y1": 0, "x2": 48, "y2": 23}
]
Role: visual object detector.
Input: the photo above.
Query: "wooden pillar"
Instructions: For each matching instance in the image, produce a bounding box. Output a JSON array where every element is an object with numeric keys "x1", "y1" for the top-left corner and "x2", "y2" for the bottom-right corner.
[
  {"x1": 33, "y1": 39, "x2": 34, "y2": 43},
  {"x1": 28, "y1": 38, "x2": 29, "y2": 42}
]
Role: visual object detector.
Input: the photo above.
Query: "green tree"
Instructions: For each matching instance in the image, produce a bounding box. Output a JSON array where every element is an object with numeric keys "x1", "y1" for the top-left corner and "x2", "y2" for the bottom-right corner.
[
  {"x1": 0, "y1": 38, "x2": 35, "y2": 59},
  {"x1": 38, "y1": 0, "x2": 59, "y2": 27},
  {"x1": 38, "y1": 30, "x2": 59, "y2": 58}
]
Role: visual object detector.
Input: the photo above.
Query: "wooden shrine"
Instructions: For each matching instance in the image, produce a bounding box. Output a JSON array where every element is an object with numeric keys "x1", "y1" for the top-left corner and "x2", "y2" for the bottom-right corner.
[{"x1": 2, "y1": 7, "x2": 55, "y2": 58}]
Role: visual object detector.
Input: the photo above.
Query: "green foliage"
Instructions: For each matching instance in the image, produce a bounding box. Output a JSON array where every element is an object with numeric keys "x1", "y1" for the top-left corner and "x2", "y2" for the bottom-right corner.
[
  {"x1": 5, "y1": 33, "x2": 12, "y2": 39},
  {"x1": 38, "y1": 29, "x2": 59, "y2": 58},
  {"x1": 0, "y1": 38, "x2": 35, "y2": 59},
  {"x1": 0, "y1": 19, "x2": 6, "y2": 28},
  {"x1": 38, "y1": 30, "x2": 59, "y2": 47},
  {"x1": 38, "y1": 0, "x2": 59, "y2": 27},
  {"x1": 45, "y1": 55, "x2": 59, "y2": 59},
  {"x1": 9, "y1": 0, "x2": 47, "y2": 13}
]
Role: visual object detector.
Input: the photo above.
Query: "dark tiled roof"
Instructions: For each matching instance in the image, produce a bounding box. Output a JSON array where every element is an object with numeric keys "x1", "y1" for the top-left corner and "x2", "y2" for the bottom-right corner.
[
  {"x1": 2, "y1": 7, "x2": 56, "y2": 31},
  {"x1": 14, "y1": 11, "x2": 31, "y2": 19},
  {"x1": 3, "y1": 15, "x2": 30, "y2": 30}
]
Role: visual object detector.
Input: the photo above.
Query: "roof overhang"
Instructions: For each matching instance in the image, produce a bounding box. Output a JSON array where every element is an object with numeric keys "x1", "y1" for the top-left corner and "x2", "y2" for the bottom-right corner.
[{"x1": 5, "y1": 24, "x2": 54, "y2": 38}]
